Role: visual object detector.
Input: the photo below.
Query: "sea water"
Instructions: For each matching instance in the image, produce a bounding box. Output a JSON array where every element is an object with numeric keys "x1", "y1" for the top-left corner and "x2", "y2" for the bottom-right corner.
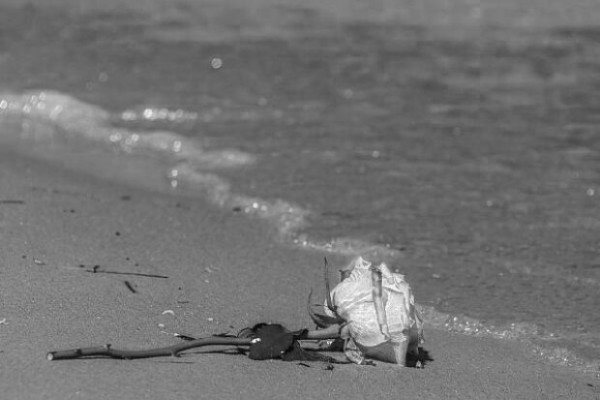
[{"x1": 1, "y1": 4, "x2": 599, "y2": 371}]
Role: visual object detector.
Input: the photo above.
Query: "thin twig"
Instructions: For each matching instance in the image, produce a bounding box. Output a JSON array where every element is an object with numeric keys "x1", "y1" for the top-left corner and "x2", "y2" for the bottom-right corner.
[
  {"x1": 47, "y1": 337, "x2": 253, "y2": 361},
  {"x1": 87, "y1": 269, "x2": 168, "y2": 279},
  {"x1": 123, "y1": 281, "x2": 137, "y2": 293},
  {"x1": 0, "y1": 200, "x2": 25, "y2": 204}
]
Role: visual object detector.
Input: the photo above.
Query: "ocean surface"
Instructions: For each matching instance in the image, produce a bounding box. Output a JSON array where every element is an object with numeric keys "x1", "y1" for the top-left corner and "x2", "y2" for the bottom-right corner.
[{"x1": 1, "y1": 4, "x2": 599, "y2": 371}]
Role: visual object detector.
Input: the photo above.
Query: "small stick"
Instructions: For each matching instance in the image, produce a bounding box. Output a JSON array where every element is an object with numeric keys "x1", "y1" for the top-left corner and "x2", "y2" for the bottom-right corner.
[
  {"x1": 86, "y1": 270, "x2": 168, "y2": 279},
  {"x1": 123, "y1": 281, "x2": 137, "y2": 293},
  {"x1": 47, "y1": 336, "x2": 253, "y2": 361}
]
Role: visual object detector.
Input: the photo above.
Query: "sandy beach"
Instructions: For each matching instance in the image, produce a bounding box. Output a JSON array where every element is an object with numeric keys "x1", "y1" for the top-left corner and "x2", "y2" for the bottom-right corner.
[
  {"x1": 1, "y1": 0, "x2": 599, "y2": 398},
  {"x1": 0, "y1": 142, "x2": 597, "y2": 399}
]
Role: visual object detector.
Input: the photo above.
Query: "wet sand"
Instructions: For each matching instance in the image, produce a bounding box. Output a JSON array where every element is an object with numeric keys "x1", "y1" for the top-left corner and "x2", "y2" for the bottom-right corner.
[
  {"x1": 0, "y1": 0, "x2": 599, "y2": 398},
  {"x1": 0, "y1": 134, "x2": 598, "y2": 400}
]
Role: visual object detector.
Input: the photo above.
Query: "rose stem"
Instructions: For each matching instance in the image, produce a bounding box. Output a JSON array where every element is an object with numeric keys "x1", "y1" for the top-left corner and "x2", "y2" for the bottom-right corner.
[{"x1": 47, "y1": 337, "x2": 253, "y2": 361}]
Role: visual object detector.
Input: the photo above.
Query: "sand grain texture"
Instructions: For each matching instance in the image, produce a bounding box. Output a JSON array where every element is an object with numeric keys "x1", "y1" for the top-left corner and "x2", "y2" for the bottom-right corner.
[{"x1": 1, "y1": 146, "x2": 598, "y2": 400}]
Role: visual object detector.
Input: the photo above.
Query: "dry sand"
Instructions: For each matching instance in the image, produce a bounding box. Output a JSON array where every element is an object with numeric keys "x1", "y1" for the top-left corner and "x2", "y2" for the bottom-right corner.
[{"x1": 1, "y1": 0, "x2": 599, "y2": 399}]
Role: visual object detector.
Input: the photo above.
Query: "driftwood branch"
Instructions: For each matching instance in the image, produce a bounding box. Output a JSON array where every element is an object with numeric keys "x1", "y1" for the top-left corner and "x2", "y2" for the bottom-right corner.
[{"x1": 47, "y1": 336, "x2": 252, "y2": 361}]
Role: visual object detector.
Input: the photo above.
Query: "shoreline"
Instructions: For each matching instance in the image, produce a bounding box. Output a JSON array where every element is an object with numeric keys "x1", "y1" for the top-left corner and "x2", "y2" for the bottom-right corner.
[
  {"x1": 0, "y1": 0, "x2": 599, "y2": 398},
  {"x1": 1, "y1": 136, "x2": 598, "y2": 399},
  {"x1": 3, "y1": 88, "x2": 597, "y2": 371}
]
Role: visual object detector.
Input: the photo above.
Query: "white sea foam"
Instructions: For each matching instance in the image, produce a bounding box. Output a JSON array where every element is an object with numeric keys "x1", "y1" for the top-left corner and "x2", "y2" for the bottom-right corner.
[
  {"x1": 0, "y1": 90, "x2": 311, "y2": 241},
  {"x1": 0, "y1": 90, "x2": 254, "y2": 168}
]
